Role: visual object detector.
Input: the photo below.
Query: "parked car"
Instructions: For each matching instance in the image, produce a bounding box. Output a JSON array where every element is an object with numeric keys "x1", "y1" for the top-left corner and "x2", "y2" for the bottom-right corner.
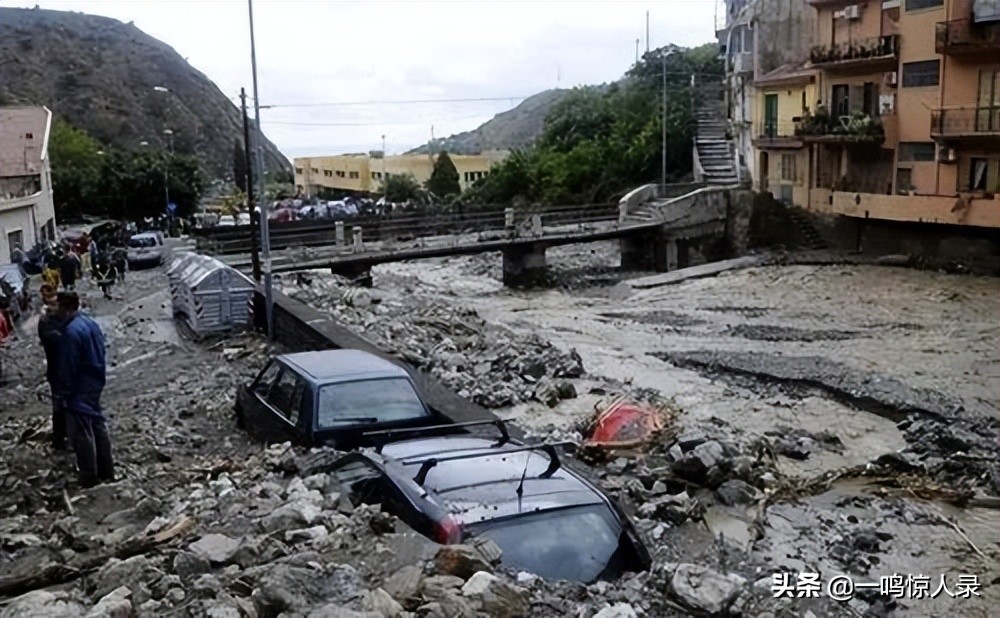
[
  {"x1": 126, "y1": 232, "x2": 165, "y2": 268},
  {"x1": 235, "y1": 350, "x2": 442, "y2": 448},
  {"x1": 237, "y1": 212, "x2": 252, "y2": 226},
  {"x1": 320, "y1": 429, "x2": 652, "y2": 583},
  {"x1": 217, "y1": 215, "x2": 236, "y2": 227}
]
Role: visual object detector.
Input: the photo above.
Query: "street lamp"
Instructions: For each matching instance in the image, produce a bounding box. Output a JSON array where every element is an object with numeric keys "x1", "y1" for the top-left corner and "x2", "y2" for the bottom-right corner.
[
  {"x1": 248, "y1": 0, "x2": 274, "y2": 339},
  {"x1": 140, "y1": 135, "x2": 171, "y2": 219}
]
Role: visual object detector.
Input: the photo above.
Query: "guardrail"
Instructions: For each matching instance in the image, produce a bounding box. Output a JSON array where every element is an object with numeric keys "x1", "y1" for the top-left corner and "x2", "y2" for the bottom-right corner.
[{"x1": 198, "y1": 204, "x2": 619, "y2": 255}]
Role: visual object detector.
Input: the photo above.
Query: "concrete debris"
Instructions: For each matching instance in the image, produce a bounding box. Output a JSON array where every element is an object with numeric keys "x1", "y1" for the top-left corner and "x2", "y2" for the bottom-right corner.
[
  {"x1": 0, "y1": 590, "x2": 85, "y2": 618},
  {"x1": 84, "y1": 586, "x2": 132, "y2": 618},
  {"x1": 593, "y1": 603, "x2": 639, "y2": 618},
  {"x1": 669, "y1": 563, "x2": 746, "y2": 615},
  {"x1": 188, "y1": 533, "x2": 241, "y2": 564},
  {"x1": 434, "y1": 544, "x2": 496, "y2": 579},
  {"x1": 460, "y1": 571, "x2": 530, "y2": 618}
]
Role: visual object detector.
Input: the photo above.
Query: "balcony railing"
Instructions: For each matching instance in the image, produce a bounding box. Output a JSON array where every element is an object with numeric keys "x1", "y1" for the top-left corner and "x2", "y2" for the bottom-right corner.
[
  {"x1": 753, "y1": 121, "x2": 805, "y2": 148},
  {"x1": 935, "y1": 18, "x2": 1000, "y2": 55},
  {"x1": 931, "y1": 107, "x2": 1000, "y2": 138},
  {"x1": 809, "y1": 35, "x2": 898, "y2": 70},
  {"x1": 0, "y1": 175, "x2": 42, "y2": 201},
  {"x1": 795, "y1": 109, "x2": 886, "y2": 144}
]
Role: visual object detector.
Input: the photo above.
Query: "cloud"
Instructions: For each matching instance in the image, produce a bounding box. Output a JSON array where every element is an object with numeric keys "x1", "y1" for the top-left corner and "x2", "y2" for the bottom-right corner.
[{"x1": 14, "y1": 1, "x2": 717, "y2": 157}]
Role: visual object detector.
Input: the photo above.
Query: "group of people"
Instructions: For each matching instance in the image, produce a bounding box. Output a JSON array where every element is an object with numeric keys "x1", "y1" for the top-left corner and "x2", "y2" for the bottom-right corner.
[
  {"x1": 36, "y1": 237, "x2": 126, "y2": 301},
  {"x1": 38, "y1": 291, "x2": 115, "y2": 488}
]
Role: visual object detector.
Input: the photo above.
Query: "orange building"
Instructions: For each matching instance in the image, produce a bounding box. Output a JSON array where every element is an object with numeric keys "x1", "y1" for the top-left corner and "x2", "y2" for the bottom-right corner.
[{"x1": 802, "y1": 0, "x2": 999, "y2": 228}]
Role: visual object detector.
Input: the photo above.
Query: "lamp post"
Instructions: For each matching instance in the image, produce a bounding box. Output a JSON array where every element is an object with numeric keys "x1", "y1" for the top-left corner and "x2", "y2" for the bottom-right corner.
[
  {"x1": 140, "y1": 129, "x2": 174, "y2": 218},
  {"x1": 661, "y1": 49, "x2": 675, "y2": 191},
  {"x1": 248, "y1": 0, "x2": 274, "y2": 339}
]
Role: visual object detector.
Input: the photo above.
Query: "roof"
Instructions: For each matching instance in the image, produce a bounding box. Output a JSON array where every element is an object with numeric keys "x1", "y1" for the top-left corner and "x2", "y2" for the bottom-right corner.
[
  {"x1": 278, "y1": 349, "x2": 410, "y2": 382},
  {"x1": 379, "y1": 436, "x2": 603, "y2": 524},
  {"x1": 755, "y1": 63, "x2": 816, "y2": 88},
  {"x1": 0, "y1": 107, "x2": 51, "y2": 178}
]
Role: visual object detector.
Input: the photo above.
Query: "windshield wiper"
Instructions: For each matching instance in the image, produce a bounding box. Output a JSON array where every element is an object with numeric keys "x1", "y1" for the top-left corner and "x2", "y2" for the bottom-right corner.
[{"x1": 326, "y1": 417, "x2": 380, "y2": 425}]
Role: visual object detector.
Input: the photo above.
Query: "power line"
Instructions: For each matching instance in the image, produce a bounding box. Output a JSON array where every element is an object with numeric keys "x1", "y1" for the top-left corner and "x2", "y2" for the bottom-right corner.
[
  {"x1": 266, "y1": 114, "x2": 492, "y2": 127},
  {"x1": 260, "y1": 95, "x2": 534, "y2": 109}
]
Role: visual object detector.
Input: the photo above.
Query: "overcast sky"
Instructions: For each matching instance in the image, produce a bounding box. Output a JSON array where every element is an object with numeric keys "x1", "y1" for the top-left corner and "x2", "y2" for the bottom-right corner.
[{"x1": 9, "y1": 0, "x2": 719, "y2": 159}]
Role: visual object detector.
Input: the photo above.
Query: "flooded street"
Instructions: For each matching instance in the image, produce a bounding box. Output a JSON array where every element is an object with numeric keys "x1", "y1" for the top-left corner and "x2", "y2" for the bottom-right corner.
[{"x1": 339, "y1": 240, "x2": 1000, "y2": 616}]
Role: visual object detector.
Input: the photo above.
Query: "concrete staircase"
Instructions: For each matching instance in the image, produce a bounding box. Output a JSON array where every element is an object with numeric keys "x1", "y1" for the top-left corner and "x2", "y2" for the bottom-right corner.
[
  {"x1": 785, "y1": 206, "x2": 828, "y2": 250},
  {"x1": 695, "y1": 96, "x2": 739, "y2": 187}
]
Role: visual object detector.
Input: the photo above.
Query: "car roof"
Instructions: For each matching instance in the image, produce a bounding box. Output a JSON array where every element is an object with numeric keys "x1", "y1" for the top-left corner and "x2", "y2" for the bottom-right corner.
[
  {"x1": 376, "y1": 436, "x2": 605, "y2": 525},
  {"x1": 130, "y1": 232, "x2": 159, "y2": 239},
  {"x1": 278, "y1": 349, "x2": 411, "y2": 382}
]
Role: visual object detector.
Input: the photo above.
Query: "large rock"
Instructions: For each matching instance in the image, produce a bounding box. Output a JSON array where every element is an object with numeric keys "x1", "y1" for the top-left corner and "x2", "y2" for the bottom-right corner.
[
  {"x1": 361, "y1": 588, "x2": 404, "y2": 618},
  {"x1": 173, "y1": 550, "x2": 212, "y2": 581},
  {"x1": 93, "y1": 556, "x2": 163, "y2": 603},
  {"x1": 251, "y1": 564, "x2": 362, "y2": 618},
  {"x1": 188, "y1": 533, "x2": 241, "y2": 565},
  {"x1": 669, "y1": 564, "x2": 746, "y2": 615},
  {"x1": 460, "y1": 571, "x2": 529, "y2": 618},
  {"x1": 383, "y1": 565, "x2": 423, "y2": 608},
  {"x1": 260, "y1": 500, "x2": 323, "y2": 533},
  {"x1": 434, "y1": 545, "x2": 495, "y2": 579},
  {"x1": 593, "y1": 603, "x2": 638, "y2": 618},
  {"x1": 0, "y1": 590, "x2": 85, "y2": 618},
  {"x1": 306, "y1": 606, "x2": 380, "y2": 618},
  {"x1": 84, "y1": 586, "x2": 132, "y2": 618},
  {"x1": 420, "y1": 575, "x2": 465, "y2": 602},
  {"x1": 716, "y1": 479, "x2": 762, "y2": 506},
  {"x1": 417, "y1": 592, "x2": 478, "y2": 618},
  {"x1": 671, "y1": 441, "x2": 726, "y2": 486}
]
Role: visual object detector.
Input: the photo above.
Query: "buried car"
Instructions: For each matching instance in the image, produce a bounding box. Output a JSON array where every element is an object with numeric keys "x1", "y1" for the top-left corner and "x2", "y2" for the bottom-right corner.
[
  {"x1": 236, "y1": 350, "x2": 443, "y2": 448},
  {"x1": 320, "y1": 427, "x2": 652, "y2": 583},
  {"x1": 126, "y1": 232, "x2": 165, "y2": 268}
]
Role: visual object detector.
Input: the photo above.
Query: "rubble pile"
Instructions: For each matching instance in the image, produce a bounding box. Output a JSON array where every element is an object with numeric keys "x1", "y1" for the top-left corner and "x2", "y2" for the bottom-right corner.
[{"x1": 283, "y1": 277, "x2": 585, "y2": 408}]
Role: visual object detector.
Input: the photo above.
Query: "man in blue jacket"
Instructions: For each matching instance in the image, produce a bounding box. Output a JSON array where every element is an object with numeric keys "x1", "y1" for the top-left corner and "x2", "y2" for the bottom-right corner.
[
  {"x1": 54, "y1": 292, "x2": 115, "y2": 487},
  {"x1": 38, "y1": 295, "x2": 67, "y2": 450}
]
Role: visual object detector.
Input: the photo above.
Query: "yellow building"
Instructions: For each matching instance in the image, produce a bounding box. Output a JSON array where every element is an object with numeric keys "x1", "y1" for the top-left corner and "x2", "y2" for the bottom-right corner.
[
  {"x1": 752, "y1": 65, "x2": 819, "y2": 209},
  {"x1": 293, "y1": 151, "x2": 508, "y2": 197}
]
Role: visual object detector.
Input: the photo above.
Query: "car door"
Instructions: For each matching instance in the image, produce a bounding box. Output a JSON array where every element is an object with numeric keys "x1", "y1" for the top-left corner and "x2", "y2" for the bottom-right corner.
[
  {"x1": 263, "y1": 367, "x2": 309, "y2": 444},
  {"x1": 245, "y1": 361, "x2": 282, "y2": 439}
]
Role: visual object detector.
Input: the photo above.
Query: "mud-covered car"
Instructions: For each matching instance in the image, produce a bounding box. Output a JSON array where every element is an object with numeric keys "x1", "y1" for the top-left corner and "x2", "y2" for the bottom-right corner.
[
  {"x1": 126, "y1": 232, "x2": 165, "y2": 268},
  {"x1": 319, "y1": 427, "x2": 652, "y2": 582},
  {"x1": 235, "y1": 350, "x2": 442, "y2": 448}
]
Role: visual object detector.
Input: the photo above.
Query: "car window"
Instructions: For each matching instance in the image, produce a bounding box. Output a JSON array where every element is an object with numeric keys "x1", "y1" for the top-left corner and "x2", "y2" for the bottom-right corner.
[
  {"x1": 253, "y1": 362, "x2": 281, "y2": 396},
  {"x1": 467, "y1": 505, "x2": 628, "y2": 583},
  {"x1": 316, "y1": 377, "x2": 427, "y2": 429},
  {"x1": 268, "y1": 369, "x2": 305, "y2": 425},
  {"x1": 331, "y1": 459, "x2": 387, "y2": 506}
]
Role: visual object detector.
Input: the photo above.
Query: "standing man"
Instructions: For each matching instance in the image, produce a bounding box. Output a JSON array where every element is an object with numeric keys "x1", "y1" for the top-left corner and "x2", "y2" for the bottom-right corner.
[
  {"x1": 54, "y1": 292, "x2": 115, "y2": 487},
  {"x1": 88, "y1": 235, "x2": 99, "y2": 279},
  {"x1": 38, "y1": 295, "x2": 67, "y2": 450},
  {"x1": 58, "y1": 250, "x2": 80, "y2": 292}
]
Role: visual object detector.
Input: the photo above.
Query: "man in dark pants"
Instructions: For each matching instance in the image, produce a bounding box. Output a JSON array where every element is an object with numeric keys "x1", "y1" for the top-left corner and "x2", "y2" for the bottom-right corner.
[
  {"x1": 54, "y1": 292, "x2": 115, "y2": 487},
  {"x1": 38, "y1": 296, "x2": 67, "y2": 450}
]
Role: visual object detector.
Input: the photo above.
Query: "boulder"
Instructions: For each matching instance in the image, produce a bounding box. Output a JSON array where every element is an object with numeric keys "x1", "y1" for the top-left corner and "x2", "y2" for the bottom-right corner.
[
  {"x1": 251, "y1": 564, "x2": 362, "y2": 618},
  {"x1": 671, "y1": 441, "x2": 726, "y2": 486},
  {"x1": 361, "y1": 588, "x2": 404, "y2": 617},
  {"x1": 669, "y1": 564, "x2": 746, "y2": 615},
  {"x1": 593, "y1": 603, "x2": 638, "y2": 618},
  {"x1": 84, "y1": 587, "x2": 132, "y2": 618},
  {"x1": 460, "y1": 571, "x2": 529, "y2": 617},
  {"x1": 188, "y1": 533, "x2": 241, "y2": 565},
  {"x1": 285, "y1": 525, "x2": 329, "y2": 544},
  {"x1": 0, "y1": 590, "x2": 85, "y2": 618},
  {"x1": 420, "y1": 574, "x2": 465, "y2": 602},
  {"x1": 261, "y1": 500, "x2": 323, "y2": 533},
  {"x1": 434, "y1": 545, "x2": 495, "y2": 579},
  {"x1": 383, "y1": 565, "x2": 423, "y2": 607},
  {"x1": 417, "y1": 592, "x2": 478, "y2": 618},
  {"x1": 307, "y1": 606, "x2": 381, "y2": 618},
  {"x1": 93, "y1": 556, "x2": 163, "y2": 603},
  {"x1": 715, "y1": 479, "x2": 762, "y2": 506},
  {"x1": 173, "y1": 550, "x2": 212, "y2": 581}
]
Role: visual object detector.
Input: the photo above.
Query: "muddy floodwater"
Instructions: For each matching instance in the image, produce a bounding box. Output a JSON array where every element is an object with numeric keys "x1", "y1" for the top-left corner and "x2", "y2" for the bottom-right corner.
[{"x1": 360, "y1": 242, "x2": 1000, "y2": 616}]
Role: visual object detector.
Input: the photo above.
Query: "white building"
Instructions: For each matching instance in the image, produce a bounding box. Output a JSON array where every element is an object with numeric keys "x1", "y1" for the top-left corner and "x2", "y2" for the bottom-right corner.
[{"x1": 0, "y1": 106, "x2": 57, "y2": 265}]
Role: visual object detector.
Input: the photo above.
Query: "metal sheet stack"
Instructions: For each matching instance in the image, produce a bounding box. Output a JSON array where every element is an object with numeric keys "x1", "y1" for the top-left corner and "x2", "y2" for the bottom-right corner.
[{"x1": 168, "y1": 252, "x2": 256, "y2": 337}]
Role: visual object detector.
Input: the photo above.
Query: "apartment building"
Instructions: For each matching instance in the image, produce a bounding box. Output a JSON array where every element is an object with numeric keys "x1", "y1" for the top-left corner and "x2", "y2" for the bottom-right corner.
[
  {"x1": 0, "y1": 106, "x2": 57, "y2": 265},
  {"x1": 799, "y1": 0, "x2": 999, "y2": 228},
  {"x1": 294, "y1": 151, "x2": 508, "y2": 197}
]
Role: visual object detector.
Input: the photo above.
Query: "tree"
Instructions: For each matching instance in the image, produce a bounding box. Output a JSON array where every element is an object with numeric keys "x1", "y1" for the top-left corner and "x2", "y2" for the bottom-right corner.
[
  {"x1": 233, "y1": 139, "x2": 249, "y2": 193},
  {"x1": 48, "y1": 119, "x2": 105, "y2": 219},
  {"x1": 426, "y1": 151, "x2": 461, "y2": 198},
  {"x1": 383, "y1": 173, "x2": 421, "y2": 203}
]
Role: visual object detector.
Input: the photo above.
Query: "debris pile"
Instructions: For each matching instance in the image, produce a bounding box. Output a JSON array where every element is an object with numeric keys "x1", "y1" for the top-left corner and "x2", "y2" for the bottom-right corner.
[{"x1": 284, "y1": 276, "x2": 585, "y2": 408}]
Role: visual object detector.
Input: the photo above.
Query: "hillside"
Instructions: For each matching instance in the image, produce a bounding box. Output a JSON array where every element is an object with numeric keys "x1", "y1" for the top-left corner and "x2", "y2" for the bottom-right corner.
[
  {"x1": 407, "y1": 89, "x2": 569, "y2": 155},
  {"x1": 0, "y1": 7, "x2": 290, "y2": 178}
]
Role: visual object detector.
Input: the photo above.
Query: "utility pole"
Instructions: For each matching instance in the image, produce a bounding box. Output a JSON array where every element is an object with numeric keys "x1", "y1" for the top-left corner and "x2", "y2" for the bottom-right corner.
[
  {"x1": 662, "y1": 53, "x2": 668, "y2": 189},
  {"x1": 248, "y1": 0, "x2": 273, "y2": 338},
  {"x1": 635, "y1": 38, "x2": 640, "y2": 65},
  {"x1": 241, "y1": 87, "x2": 260, "y2": 282},
  {"x1": 381, "y1": 134, "x2": 387, "y2": 188}
]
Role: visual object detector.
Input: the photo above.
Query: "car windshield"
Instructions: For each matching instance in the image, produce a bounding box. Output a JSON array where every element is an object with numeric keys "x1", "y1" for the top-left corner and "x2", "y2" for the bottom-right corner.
[
  {"x1": 128, "y1": 237, "x2": 156, "y2": 248},
  {"x1": 317, "y1": 377, "x2": 427, "y2": 428},
  {"x1": 467, "y1": 505, "x2": 636, "y2": 583}
]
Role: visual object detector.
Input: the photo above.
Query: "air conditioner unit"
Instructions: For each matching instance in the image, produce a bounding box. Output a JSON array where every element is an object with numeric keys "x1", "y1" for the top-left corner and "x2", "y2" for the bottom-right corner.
[
  {"x1": 845, "y1": 5, "x2": 861, "y2": 19},
  {"x1": 937, "y1": 146, "x2": 957, "y2": 163},
  {"x1": 884, "y1": 71, "x2": 898, "y2": 87}
]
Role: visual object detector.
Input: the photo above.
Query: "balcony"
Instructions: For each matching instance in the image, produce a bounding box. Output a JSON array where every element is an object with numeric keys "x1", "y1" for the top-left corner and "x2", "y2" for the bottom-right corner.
[
  {"x1": 935, "y1": 19, "x2": 1000, "y2": 55},
  {"x1": 732, "y1": 51, "x2": 754, "y2": 75},
  {"x1": 829, "y1": 191, "x2": 1000, "y2": 229},
  {"x1": 931, "y1": 107, "x2": 1000, "y2": 140},
  {"x1": 795, "y1": 109, "x2": 886, "y2": 145},
  {"x1": 809, "y1": 35, "x2": 899, "y2": 73},
  {"x1": 752, "y1": 121, "x2": 804, "y2": 149}
]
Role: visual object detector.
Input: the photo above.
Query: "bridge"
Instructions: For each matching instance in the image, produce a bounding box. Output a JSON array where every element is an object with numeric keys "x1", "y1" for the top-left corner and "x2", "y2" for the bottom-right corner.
[{"x1": 199, "y1": 185, "x2": 744, "y2": 286}]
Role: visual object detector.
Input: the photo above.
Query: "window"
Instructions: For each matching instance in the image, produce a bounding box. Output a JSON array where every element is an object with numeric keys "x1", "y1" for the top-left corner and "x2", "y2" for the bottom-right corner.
[
  {"x1": 898, "y1": 142, "x2": 936, "y2": 162},
  {"x1": 902, "y1": 60, "x2": 939, "y2": 88},
  {"x1": 895, "y1": 167, "x2": 913, "y2": 194},
  {"x1": 831, "y1": 84, "x2": 850, "y2": 117},
  {"x1": 349, "y1": 171, "x2": 359, "y2": 179},
  {"x1": 336, "y1": 170, "x2": 345, "y2": 178},
  {"x1": 968, "y1": 158, "x2": 1000, "y2": 192},
  {"x1": 267, "y1": 370, "x2": 305, "y2": 425},
  {"x1": 323, "y1": 170, "x2": 333, "y2": 177},
  {"x1": 24, "y1": 132, "x2": 33, "y2": 139},
  {"x1": 780, "y1": 154, "x2": 797, "y2": 181},
  {"x1": 371, "y1": 172, "x2": 377, "y2": 179},
  {"x1": 905, "y1": 0, "x2": 942, "y2": 10},
  {"x1": 252, "y1": 362, "x2": 281, "y2": 396},
  {"x1": 295, "y1": 167, "x2": 303, "y2": 174},
  {"x1": 7, "y1": 230, "x2": 24, "y2": 262},
  {"x1": 317, "y1": 377, "x2": 428, "y2": 429},
  {"x1": 311, "y1": 167, "x2": 319, "y2": 174}
]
